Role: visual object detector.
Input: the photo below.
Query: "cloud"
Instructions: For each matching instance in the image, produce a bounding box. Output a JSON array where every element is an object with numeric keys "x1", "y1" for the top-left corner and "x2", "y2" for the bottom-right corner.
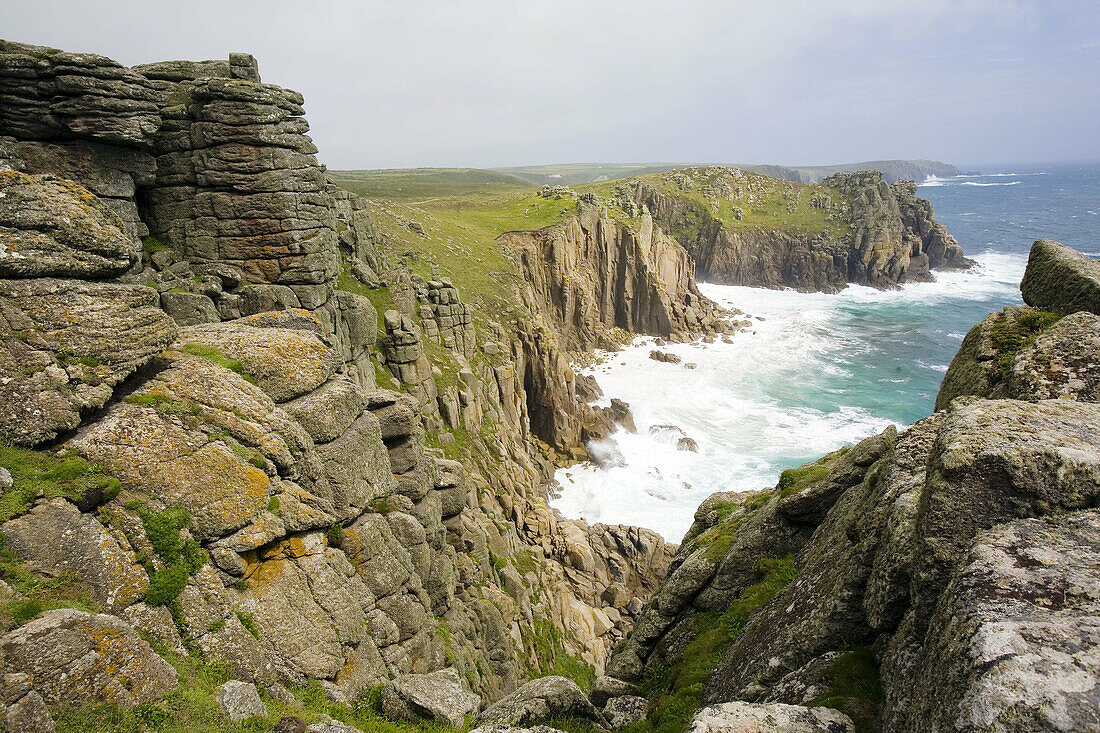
[{"x1": 2, "y1": 0, "x2": 1097, "y2": 167}]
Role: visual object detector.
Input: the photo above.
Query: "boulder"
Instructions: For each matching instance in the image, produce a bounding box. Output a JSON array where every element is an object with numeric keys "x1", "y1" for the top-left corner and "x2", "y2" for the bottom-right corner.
[
  {"x1": 479, "y1": 676, "x2": 607, "y2": 728},
  {"x1": 215, "y1": 680, "x2": 267, "y2": 722},
  {"x1": 0, "y1": 277, "x2": 177, "y2": 446},
  {"x1": 589, "y1": 675, "x2": 638, "y2": 709},
  {"x1": 0, "y1": 609, "x2": 178, "y2": 707},
  {"x1": 604, "y1": 695, "x2": 648, "y2": 729},
  {"x1": 887, "y1": 512, "x2": 1100, "y2": 732},
  {"x1": 689, "y1": 702, "x2": 854, "y2": 732},
  {"x1": 1, "y1": 688, "x2": 55, "y2": 733},
  {"x1": 283, "y1": 377, "x2": 368, "y2": 444},
  {"x1": 160, "y1": 291, "x2": 221, "y2": 326},
  {"x1": 1007, "y1": 310, "x2": 1100, "y2": 402},
  {"x1": 1, "y1": 498, "x2": 148, "y2": 612},
  {"x1": 915, "y1": 398, "x2": 1100, "y2": 607},
  {"x1": 175, "y1": 322, "x2": 340, "y2": 402},
  {"x1": 1020, "y1": 238, "x2": 1100, "y2": 315},
  {"x1": 0, "y1": 171, "x2": 138, "y2": 278},
  {"x1": 381, "y1": 667, "x2": 480, "y2": 727}
]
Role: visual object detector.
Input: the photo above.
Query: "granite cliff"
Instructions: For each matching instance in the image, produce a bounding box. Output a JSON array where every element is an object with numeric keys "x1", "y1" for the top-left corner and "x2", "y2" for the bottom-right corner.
[
  {"x1": 0, "y1": 36, "x2": 1093, "y2": 733},
  {"x1": 615, "y1": 166, "x2": 970, "y2": 292},
  {"x1": 601, "y1": 239, "x2": 1100, "y2": 733},
  {"x1": 0, "y1": 39, "x2": 731, "y2": 731}
]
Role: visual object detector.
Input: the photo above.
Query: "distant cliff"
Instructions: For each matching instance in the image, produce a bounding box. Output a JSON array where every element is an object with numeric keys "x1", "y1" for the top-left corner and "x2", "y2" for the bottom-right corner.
[
  {"x1": 741, "y1": 159, "x2": 961, "y2": 184},
  {"x1": 619, "y1": 166, "x2": 970, "y2": 292}
]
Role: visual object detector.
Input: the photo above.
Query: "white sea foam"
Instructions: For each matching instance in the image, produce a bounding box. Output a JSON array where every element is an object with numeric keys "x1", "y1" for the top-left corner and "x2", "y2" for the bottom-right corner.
[
  {"x1": 550, "y1": 251, "x2": 1026, "y2": 540},
  {"x1": 920, "y1": 175, "x2": 1021, "y2": 187}
]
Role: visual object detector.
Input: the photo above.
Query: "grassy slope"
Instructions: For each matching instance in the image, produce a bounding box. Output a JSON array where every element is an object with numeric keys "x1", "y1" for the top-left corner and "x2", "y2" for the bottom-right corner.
[
  {"x1": 578, "y1": 168, "x2": 849, "y2": 235},
  {"x1": 328, "y1": 168, "x2": 531, "y2": 199},
  {"x1": 336, "y1": 180, "x2": 578, "y2": 315},
  {"x1": 331, "y1": 165, "x2": 855, "y2": 314}
]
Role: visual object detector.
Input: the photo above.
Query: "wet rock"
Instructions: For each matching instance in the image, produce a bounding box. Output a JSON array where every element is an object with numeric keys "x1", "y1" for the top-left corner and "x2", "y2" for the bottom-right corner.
[{"x1": 649, "y1": 350, "x2": 682, "y2": 364}]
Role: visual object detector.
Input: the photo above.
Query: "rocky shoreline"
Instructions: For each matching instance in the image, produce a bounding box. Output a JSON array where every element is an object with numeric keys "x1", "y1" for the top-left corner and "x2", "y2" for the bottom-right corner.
[{"x1": 0, "y1": 37, "x2": 1096, "y2": 733}]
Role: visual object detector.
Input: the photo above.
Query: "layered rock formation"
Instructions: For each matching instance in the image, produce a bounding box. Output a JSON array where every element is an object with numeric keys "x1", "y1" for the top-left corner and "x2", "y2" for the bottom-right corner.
[
  {"x1": 0, "y1": 39, "x2": 689, "y2": 731},
  {"x1": 621, "y1": 167, "x2": 970, "y2": 292},
  {"x1": 603, "y1": 239, "x2": 1100, "y2": 732}
]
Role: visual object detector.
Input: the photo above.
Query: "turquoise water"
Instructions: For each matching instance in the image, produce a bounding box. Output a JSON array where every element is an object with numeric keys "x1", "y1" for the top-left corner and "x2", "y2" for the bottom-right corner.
[{"x1": 553, "y1": 165, "x2": 1100, "y2": 540}]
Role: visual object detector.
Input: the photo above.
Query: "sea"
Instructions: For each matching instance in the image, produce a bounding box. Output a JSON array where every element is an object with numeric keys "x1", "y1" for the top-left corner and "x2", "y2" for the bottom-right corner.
[{"x1": 551, "y1": 164, "x2": 1100, "y2": 541}]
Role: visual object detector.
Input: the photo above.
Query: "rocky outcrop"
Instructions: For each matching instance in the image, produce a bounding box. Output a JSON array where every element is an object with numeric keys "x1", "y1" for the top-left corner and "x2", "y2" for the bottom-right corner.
[
  {"x1": 479, "y1": 676, "x2": 607, "y2": 728},
  {"x1": 382, "y1": 668, "x2": 481, "y2": 727},
  {"x1": 604, "y1": 241, "x2": 1100, "y2": 733},
  {"x1": 0, "y1": 609, "x2": 178, "y2": 708},
  {"x1": 0, "y1": 168, "x2": 178, "y2": 445},
  {"x1": 0, "y1": 40, "x2": 676, "y2": 726},
  {"x1": 1020, "y1": 237, "x2": 1100, "y2": 315},
  {"x1": 503, "y1": 201, "x2": 728, "y2": 352},
  {"x1": 889, "y1": 512, "x2": 1100, "y2": 732},
  {"x1": 689, "y1": 702, "x2": 855, "y2": 732},
  {"x1": 623, "y1": 167, "x2": 969, "y2": 292},
  {"x1": 937, "y1": 242, "x2": 1100, "y2": 410}
]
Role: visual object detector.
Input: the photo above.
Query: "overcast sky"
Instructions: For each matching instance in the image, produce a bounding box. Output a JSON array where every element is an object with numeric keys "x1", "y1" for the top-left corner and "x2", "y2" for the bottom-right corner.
[{"x1": 3, "y1": 1, "x2": 1098, "y2": 169}]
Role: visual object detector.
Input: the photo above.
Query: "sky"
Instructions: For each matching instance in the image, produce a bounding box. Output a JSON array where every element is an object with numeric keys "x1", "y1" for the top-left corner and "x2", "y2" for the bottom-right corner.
[{"x1": 3, "y1": 1, "x2": 1098, "y2": 170}]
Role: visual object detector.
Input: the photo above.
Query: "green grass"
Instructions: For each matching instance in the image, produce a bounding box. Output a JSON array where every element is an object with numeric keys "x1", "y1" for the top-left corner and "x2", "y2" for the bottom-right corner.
[
  {"x1": 129, "y1": 504, "x2": 206, "y2": 607},
  {"x1": 811, "y1": 646, "x2": 883, "y2": 733},
  {"x1": 329, "y1": 168, "x2": 531, "y2": 200},
  {"x1": 777, "y1": 464, "x2": 831, "y2": 496},
  {"x1": 180, "y1": 344, "x2": 256, "y2": 384},
  {"x1": 0, "y1": 559, "x2": 100, "y2": 632},
  {"x1": 0, "y1": 443, "x2": 121, "y2": 522},
  {"x1": 989, "y1": 309, "x2": 1063, "y2": 382},
  {"x1": 579, "y1": 167, "x2": 850, "y2": 236},
  {"x1": 53, "y1": 646, "x2": 478, "y2": 733},
  {"x1": 142, "y1": 235, "x2": 170, "y2": 253},
  {"x1": 636, "y1": 556, "x2": 798, "y2": 733},
  {"x1": 335, "y1": 184, "x2": 573, "y2": 315},
  {"x1": 124, "y1": 392, "x2": 202, "y2": 418},
  {"x1": 527, "y1": 617, "x2": 597, "y2": 693}
]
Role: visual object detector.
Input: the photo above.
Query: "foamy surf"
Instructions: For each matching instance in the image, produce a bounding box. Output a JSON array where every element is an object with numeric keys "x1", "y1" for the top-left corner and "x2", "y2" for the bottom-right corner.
[{"x1": 551, "y1": 250, "x2": 1027, "y2": 541}]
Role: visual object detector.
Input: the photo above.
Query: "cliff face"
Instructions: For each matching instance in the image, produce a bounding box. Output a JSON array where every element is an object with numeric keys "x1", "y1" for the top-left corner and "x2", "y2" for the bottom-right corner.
[
  {"x1": 625, "y1": 167, "x2": 970, "y2": 292},
  {"x1": 603, "y1": 240, "x2": 1100, "y2": 733},
  {"x1": 0, "y1": 39, "x2": 689, "y2": 728}
]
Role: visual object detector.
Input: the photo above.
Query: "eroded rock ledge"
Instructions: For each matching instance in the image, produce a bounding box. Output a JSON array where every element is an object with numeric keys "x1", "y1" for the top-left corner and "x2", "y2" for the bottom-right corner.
[{"x1": 603, "y1": 239, "x2": 1100, "y2": 733}]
